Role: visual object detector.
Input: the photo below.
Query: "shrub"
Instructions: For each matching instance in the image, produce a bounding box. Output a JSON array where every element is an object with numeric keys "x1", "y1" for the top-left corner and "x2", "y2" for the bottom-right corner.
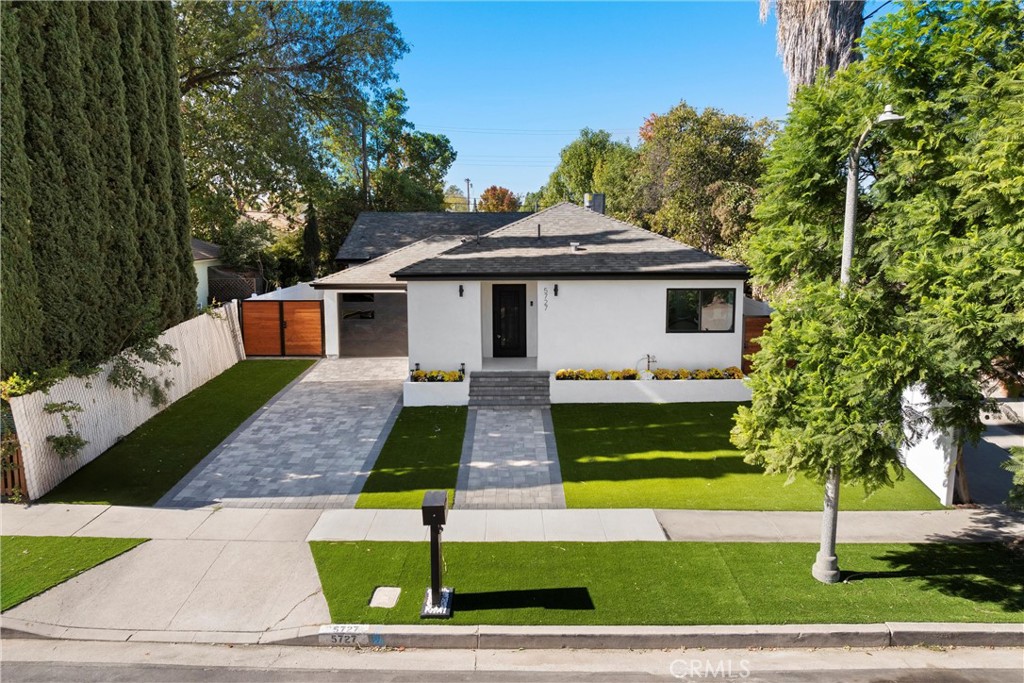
[
  {"x1": 609, "y1": 371, "x2": 623, "y2": 380},
  {"x1": 410, "y1": 369, "x2": 463, "y2": 383},
  {"x1": 705, "y1": 367, "x2": 725, "y2": 379},
  {"x1": 555, "y1": 369, "x2": 574, "y2": 380},
  {"x1": 723, "y1": 366, "x2": 744, "y2": 379},
  {"x1": 574, "y1": 368, "x2": 589, "y2": 380},
  {"x1": 692, "y1": 369, "x2": 710, "y2": 380},
  {"x1": 621, "y1": 368, "x2": 638, "y2": 380},
  {"x1": 677, "y1": 368, "x2": 691, "y2": 380},
  {"x1": 588, "y1": 369, "x2": 608, "y2": 381},
  {"x1": 653, "y1": 368, "x2": 677, "y2": 380}
]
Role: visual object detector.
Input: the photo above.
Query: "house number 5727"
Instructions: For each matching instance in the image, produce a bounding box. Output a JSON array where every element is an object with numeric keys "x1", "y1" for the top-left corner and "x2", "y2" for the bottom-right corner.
[{"x1": 543, "y1": 287, "x2": 549, "y2": 311}]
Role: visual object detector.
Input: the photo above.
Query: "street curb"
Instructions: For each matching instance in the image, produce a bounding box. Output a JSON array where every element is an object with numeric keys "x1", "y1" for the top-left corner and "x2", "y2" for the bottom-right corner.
[{"x1": 3, "y1": 618, "x2": 1020, "y2": 649}]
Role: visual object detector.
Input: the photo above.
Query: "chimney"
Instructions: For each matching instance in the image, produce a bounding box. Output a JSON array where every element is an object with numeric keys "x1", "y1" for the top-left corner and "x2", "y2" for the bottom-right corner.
[{"x1": 590, "y1": 193, "x2": 606, "y2": 214}]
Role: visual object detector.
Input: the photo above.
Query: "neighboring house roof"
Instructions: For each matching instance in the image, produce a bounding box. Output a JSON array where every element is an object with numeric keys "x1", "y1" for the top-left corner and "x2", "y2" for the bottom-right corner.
[
  {"x1": 393, "y1": 203, "x2": 749, "y2": 280},
  {"x1": 191, "y1": 238, "x2": 223, "y2": 262},
  {"x1": 337, "y1": 211, "x2": 532, "y2": 262},
  {"x1": 313, "y1": 235, "x2": 466, "y2": 290}
]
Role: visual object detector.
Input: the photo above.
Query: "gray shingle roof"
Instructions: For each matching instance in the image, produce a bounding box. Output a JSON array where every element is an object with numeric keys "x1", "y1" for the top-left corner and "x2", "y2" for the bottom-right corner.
[
  {"x1": 336, "y1": 211, "x2": 532, "y2": 262},
  {"x1": 191, "y1": 237, "x2": 222, "y2": 261},
  {"x1": 393, "y1": 203, "x2": 749, "y2": 279},
  {"x1": 313, "y1": 235, "x2": 467, "y2": 290}
]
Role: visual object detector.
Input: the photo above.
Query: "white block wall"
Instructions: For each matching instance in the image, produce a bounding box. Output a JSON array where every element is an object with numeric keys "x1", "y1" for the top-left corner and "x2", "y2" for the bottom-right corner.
[
  {"x1": 9, "y1": 302, "x2": 246, "y2": 499},
  {"x1": 900, "y1": 385, "x2": 957, "y2": 505}
]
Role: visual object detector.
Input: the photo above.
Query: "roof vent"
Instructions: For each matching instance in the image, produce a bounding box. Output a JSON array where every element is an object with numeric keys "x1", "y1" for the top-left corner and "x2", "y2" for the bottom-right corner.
[
  {"x1": 537, "y1": 223, "x2": 541, "y2": 238},
  {"x1": 570, "y1": 241, "x2": 581, "y2": 252}
]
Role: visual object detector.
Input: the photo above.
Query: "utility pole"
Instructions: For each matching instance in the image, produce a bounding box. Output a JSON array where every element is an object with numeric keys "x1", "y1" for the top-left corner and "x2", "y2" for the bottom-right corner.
[
  {"x1": 465, "y1": 178, "x2": 472, "y2": 212},
  {"x1": 361, "y1": 120, "x2": 369, "y2": 207}
]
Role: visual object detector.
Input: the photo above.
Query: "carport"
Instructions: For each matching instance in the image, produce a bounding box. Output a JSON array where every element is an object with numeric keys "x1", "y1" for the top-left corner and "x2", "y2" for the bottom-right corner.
[{"x1": 311, "y1": 235, "x2": 464, "y2": 358}]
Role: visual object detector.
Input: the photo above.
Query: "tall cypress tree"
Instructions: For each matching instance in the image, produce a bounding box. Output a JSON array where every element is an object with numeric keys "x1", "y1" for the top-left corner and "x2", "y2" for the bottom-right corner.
[
  {"x1": 155, "y1": 0, "x2": 197, "y2": 322},
  {"x1": 119, "y1": 3, "x2": 162, "y2": 328},
  {"x1": 0, "y1": 9, "x2": 45, "y2": 376},
  {"x1": 42, "y1": 1, "x2": 106, "y2": 367},
  {"x1": 17, "y1": 3, "x2": 83, "y2": 367},
  {"x1": 80, "y1": 2, "x2": 144, "y2": 352}
]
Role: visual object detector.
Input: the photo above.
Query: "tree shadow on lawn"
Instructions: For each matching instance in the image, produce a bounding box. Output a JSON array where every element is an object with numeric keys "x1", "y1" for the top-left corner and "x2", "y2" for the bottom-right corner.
[
  {"x1": 559, "y1": 454, "x2": 756, "y2": 484},
  {"x1": 454, "y1": 587, "x2": 595, "y2": 612},
  {"x1": 842, "y1": 542, "x2": 1024, "y2": 614},
  {"x1": 360, "y1": 463, "x2": 460, "y2": 494}
]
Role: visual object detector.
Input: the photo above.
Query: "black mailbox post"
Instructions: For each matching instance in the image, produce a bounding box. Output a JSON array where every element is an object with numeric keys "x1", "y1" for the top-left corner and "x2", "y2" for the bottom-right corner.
[{"x1": 420, "y1": 490, "x2": 453, "y2": 618}]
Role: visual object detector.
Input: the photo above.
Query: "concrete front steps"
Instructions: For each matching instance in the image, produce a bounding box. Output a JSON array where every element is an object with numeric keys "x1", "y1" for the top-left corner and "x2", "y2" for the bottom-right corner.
[{"x1": 469, "y1": 370, "x2": 551, "y2": 407}]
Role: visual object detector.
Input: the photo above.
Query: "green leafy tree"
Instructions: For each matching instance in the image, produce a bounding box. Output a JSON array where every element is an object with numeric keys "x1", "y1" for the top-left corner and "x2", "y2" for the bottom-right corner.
[
  {"x1": 175, "y1": 1, "x2": 407, "y2": 234},
  {"x1": 541, "y1": 129, "x2": 630, "y2": 207},
  {"x1": 444, "y1": 184, "x2": 468, "y2": 212},
  {"x1": 478, "y1": 185, "x2": 521, "y2": 212},
  {"x1": 733, "y1": 0, "x2": 1024, "y2": 578},
  {"x1": 635, "y1": 103, "x2": 776, "y2": 254}
]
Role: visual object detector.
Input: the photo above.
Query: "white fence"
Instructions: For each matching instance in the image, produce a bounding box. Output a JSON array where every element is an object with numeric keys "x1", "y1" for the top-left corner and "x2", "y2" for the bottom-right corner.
[
  {"x1": 8, "y1": 301, "x2": 246, "y2": 499},
  {"x1": 900, "y1": 385, "x2": 957, "y2": 505}
]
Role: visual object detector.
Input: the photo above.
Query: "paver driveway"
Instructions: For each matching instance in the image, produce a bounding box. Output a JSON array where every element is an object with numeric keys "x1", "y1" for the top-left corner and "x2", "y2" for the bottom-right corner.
[{"x1": 158, "y1": 358, "x2": 407, "y2": 509}]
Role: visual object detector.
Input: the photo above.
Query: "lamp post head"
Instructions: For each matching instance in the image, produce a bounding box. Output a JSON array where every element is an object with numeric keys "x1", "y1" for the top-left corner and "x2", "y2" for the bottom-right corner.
[{"x1": 876, "y1": 104, "x2": 905, "y2": 126}]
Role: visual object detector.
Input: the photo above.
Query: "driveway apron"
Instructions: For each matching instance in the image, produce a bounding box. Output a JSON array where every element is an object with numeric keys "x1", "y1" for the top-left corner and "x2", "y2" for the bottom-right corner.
[{"x1": 158, "y1": 358, "x2": 406, "y2": 509}]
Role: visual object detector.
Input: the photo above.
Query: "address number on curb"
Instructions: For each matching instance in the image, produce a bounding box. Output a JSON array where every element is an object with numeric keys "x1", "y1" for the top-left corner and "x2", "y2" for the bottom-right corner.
[{"x1": 318, "y1": 624, "x2": 384, "y2": 647}]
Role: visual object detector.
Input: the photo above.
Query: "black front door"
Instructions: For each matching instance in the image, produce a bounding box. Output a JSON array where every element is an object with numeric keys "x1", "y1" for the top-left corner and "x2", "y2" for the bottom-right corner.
[{"x1": 492, "y1": 284, "x2": 527, "y2": 357}]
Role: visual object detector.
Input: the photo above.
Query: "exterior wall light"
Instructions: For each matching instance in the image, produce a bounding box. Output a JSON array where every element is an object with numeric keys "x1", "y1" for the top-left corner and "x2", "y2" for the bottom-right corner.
[
  {"x1": 458, "y1": 285, "x2": 464, "y2": 297},
  {"x1": 554, "y1": 284, "x2": 559, "y2": 296}
]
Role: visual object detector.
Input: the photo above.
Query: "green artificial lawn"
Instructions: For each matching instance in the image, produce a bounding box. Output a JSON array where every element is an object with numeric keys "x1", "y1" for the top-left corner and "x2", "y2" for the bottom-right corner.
[
  {"x1": 2, "y1": 536, "x2": 146, "y2": 611},
  {"x1": 310, "y1": 541, "x2": 1022, "y2": 625},
  {"x1": 39, "y1": 360, "x2": 313, "y2": 506},
  {"x1": 357, "y1": 407, "x2": 467, "y2": 508},
  {"x1": 552, "y1": 403, "x2": 943, "y2": 510}
]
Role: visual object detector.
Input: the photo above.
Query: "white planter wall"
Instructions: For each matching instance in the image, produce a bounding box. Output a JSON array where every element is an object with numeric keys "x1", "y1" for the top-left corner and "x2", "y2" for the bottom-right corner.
[
  {"x1": 403, "y1": 381, "x2": 469, "y2": 407},
  {"x1": 550, "y1": 378, "x2": 751, "y2": 404},
  {"x1": 8, "y1": 302, "x2": 246, "y2": 500}
]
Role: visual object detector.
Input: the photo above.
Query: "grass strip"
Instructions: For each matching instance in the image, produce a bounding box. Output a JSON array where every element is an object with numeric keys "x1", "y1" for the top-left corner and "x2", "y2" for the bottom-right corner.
[
  {"x1": 552, "y1": 403, "x2": 943, "y2": 510},
  {"x1": 310, "y1": 540, "x2": 1022, "y2": 625},
  {"x1": 357, "y1": 406, "x2": 467, "y2": 509},
  {"x1": 39, "y1": 359, "x2": 314, "y2": 506},
  {"x1": 2, "y1": 535, "x2": 146, "y2": 611}
]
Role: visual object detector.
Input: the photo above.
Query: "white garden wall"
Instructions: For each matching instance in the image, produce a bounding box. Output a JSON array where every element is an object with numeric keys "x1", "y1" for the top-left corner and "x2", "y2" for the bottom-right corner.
[
  {"x1": 899, "y1": 385, "x2": 957, "y2": 505},
  {"x1": 8, "y1": 302, "x2": 246, "y2": 500},
  {"x1": 550, "y1": 378, "x2": 751, "y2": 404}
]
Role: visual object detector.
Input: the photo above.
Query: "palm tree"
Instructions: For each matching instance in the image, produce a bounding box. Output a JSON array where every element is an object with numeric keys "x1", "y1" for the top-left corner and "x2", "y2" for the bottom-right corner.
[{"x1": 760, "y1": 0, "x2": 866, "y2": 100}]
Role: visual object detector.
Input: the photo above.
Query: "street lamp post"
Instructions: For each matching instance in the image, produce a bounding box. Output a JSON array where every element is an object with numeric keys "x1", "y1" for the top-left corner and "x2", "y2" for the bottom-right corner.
[{"x1": 812, "y1": 104, "x2": 905, "y2": 585}]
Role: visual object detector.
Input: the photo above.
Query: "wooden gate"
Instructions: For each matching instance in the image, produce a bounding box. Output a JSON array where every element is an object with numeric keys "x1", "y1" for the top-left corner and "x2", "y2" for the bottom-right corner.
[
  {"x1": 241, "y1": 300, "x2": 324, "y2": 357},
  {"x1": 742, "y1": 315, "x2": 771, "y2": 374},
  {"x1": 2, "y1": 445, "x2": 28, "y2": 500}
]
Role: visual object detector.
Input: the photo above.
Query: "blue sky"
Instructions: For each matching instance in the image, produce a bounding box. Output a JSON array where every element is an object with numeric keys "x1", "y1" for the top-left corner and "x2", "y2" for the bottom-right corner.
[{"x1": 386, "y1": 1, "x2": 793, "y2": 199}]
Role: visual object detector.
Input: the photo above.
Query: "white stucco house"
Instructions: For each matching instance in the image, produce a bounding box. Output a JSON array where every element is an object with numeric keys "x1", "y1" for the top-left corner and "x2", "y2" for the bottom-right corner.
[
  {"x1": 391, "y1": 202, "x2": 749, "y2": 374},
  {"x1": 191, "y1": 237, "x2": 223, "y2": 309}
]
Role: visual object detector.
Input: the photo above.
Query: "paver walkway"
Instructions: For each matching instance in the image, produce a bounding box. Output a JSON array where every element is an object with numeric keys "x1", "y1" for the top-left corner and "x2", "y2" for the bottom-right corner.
[
  {"x1": 455, "y1": 408, "x2": 566, "y2": 509},
  {"x1": 158, "y1": 358, "x2": 407, "y2": 510}
]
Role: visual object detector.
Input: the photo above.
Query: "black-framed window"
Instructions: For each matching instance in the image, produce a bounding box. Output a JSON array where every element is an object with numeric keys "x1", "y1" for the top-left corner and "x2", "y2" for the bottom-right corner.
[
  {"x1": 343, "y1": 309, "x2": 374, "y2": 320},
  {"x1": 666, "y1": 288, "x2": 735, "y2": 333},
  {"x1": 342, "y1": 293, "x2": 374, "y2": 303}
]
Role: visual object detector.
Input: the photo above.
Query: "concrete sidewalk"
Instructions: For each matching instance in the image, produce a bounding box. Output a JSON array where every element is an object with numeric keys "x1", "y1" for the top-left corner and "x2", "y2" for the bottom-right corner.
[{"x1": 4, "y1": 503, "x2": 1022, "y2": 543}]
